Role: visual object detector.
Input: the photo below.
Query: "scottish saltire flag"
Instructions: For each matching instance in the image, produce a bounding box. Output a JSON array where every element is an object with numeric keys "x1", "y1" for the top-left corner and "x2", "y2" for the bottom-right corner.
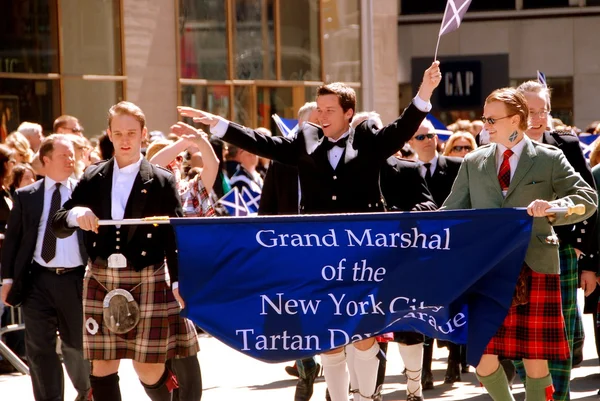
[
  {"x1": 579, "y1": 134, "x2": 597, "y2": 160},
  {"x1": 241, "y1": 186, "x2": 261, "y2": 214},
  {"x1": 216, "y1": 187, "x2": 249, "y2": 216},
  {"x1": 272, "y1": 114, "x2": 299, "y2": 137},
  {"x1": 174, "y1": 209, "x2": 533, "y2": 364},
  {"x1": 427, "y1": 115, "x2": 452, "y2": 142},
  {"x1": 537, "y1": 70, "x2": 548, "y2": 87},
  {"x1": 439, "y1": 0, "x2": 472, "y2": 36}
]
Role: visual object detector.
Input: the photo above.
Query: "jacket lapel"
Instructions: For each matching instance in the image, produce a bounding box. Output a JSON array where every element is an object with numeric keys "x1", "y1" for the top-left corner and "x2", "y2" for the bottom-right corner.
[
  {"x1": 96, "y1": 160, "x2": 114, "y2": 220},
  {"x1": 343, "y1": 127, "x2": 358, "y2": 165},
  {"x1": 481, "y1": 144, "x2": 503, "y2": 196},
  {"x1": 505, "y1": 137, "x2": 536, "y2": 199},
  {"x1": 124, "y1": 159, "x2": 154, "y2": 243},
  {"x1": 30, "y1": 179, "x2": 45, "y2": 226}
]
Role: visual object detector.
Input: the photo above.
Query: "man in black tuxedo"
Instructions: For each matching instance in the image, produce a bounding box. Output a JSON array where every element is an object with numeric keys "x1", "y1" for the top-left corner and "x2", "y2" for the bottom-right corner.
[
  {"x1": 1, "y1": 135, "x2": 90, "y2": 401},
  {"x1": 408, "y1": 120, "x2": 462, "y2": 207},
  {"x1": 513, "y1": 80, "x2": 598, "y2": 401},
  {"x1": 180, "y1": 61, "x2": 442, "y2": 401},
  {"x1": 52, "y1": 102, "x2": 199, "y2": 401}
]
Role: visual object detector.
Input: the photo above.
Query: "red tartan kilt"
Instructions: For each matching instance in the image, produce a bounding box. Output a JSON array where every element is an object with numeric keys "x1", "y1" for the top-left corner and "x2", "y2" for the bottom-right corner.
[
  {"x1": 82, "y1": 262, "x2": 199, "y2": 363},
  {"x1": 484, "y1": 267, "x2": 569, "y2": 361}
]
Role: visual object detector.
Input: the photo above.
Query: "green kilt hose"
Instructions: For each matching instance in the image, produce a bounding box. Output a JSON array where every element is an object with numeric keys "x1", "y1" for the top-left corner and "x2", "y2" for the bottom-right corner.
[
  {"x1": 514, "y1": 245, "x2": 577, "y2": 401},
  {"x1": 83, "y1": 261, "x2": 199, "y2": 363}
]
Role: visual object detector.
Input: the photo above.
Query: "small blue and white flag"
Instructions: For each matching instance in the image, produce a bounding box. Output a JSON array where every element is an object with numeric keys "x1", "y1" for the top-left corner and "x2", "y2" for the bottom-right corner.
[
  {"x1": 579, "y1": 134, "x2": 597, "y2": 160},
  {"x1": 537, "y1": 70, "x2": 547, "y2": 88},
  {"x1": 272, "y1": 114, "x2": 299, "y2": 137},
  {"x1": 217, "y1": 187, "x2": 249, "y2": 217},
  {"x1": 439, "y1": 0, "x2": 472, "y2": 37},
  {"x1": 241, "y1": 186, "x2": 261, "y2": 214}
]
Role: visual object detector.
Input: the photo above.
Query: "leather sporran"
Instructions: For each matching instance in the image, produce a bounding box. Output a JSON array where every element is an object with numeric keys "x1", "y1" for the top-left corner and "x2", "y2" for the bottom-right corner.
[
  {"x1": 102, "y1": 289, "x2": 141, "y2": 334},
  {"x1": 511, "y1": 267, "x2": 530, "y2": 307}
]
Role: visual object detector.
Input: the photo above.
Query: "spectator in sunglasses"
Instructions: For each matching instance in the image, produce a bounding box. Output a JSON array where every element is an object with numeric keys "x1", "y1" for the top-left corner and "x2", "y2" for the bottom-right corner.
[{"x1": 443, "y1": 131, "x2": 477, "y2": 158}]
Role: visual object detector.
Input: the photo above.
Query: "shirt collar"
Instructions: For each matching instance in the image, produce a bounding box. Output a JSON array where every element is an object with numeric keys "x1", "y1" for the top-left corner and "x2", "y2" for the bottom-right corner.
[
  {"x1": 44, "y1": 176, "x2": 72, "y2": 191},
  {"x1": 114, "y1": 154, "x2": 144, "y2": 175},
  {"x1": 327, "y1": 130, "x2": 350, "y2": 143},
  {"x1": 497, "y1": 138, "x2": 527, "y2": 159},
  {"x1": 420, "y1": 153, "x2": 438, "y2": 167}
]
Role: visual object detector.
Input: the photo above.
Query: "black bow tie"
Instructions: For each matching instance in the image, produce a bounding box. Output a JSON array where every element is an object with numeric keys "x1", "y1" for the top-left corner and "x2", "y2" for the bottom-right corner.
[{"x1": 322, "y1": 137, "x2": 348, "y2": 151}]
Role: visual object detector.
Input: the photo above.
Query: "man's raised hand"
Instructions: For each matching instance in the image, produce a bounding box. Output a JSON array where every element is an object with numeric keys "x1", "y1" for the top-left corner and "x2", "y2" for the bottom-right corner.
[
  {"x1": 177, "y1": 107, "x2": 222, "y2": 128},
  {"x1": 417, "y1": 61, "x2": 442, "y2": 102}
]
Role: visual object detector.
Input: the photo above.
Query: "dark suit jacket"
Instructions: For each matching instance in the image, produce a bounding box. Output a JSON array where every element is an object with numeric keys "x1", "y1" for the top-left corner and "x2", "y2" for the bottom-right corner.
[
  {"x1": 1, "y1": 178, "x2": 87, "y2": 306},
  {"x1": 426, "y1": 155, "x2": 463, "y2": 207},
  {"x1": 258, "y1": 160, "x2": 299, "y2": 215},
  {"x1": 542, "y1": 131, "x2": 598, "y2": 266},
  {"x1": 220, "y1": 103, "x2": 427, "y2": 214},
  {"x1": 380, "y1": 157, "x2": 437, "y2": 211},
  {"x1": 52, "y1": 158, "x2": 183, "y2": 281}
]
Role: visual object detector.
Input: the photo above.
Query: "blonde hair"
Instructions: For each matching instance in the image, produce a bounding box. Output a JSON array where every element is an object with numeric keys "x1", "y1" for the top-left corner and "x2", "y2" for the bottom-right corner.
[
  {"x1": 5, "y1": 131, "x2": 33, "y2": 163},
  {"x1": 590, "y1": 137, "x2": 600, "y2": 168},
  {"x1": 108, "y1": 101, "x2": 146, "y2": 130},
  {"x1": 145, "y1": 139, "x2": 172, "y2": 161},
  {"x1": 485, "y1": 88, "x2": 529, "y2": 131},
  {"x1": 443, "y1": 131, "x2": 477, "y2": 156}
]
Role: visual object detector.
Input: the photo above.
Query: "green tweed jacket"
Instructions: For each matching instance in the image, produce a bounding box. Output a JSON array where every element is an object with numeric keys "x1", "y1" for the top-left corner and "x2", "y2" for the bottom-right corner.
[{"x1": 442, "y1": 136, "x2": 597, "y2": 274}]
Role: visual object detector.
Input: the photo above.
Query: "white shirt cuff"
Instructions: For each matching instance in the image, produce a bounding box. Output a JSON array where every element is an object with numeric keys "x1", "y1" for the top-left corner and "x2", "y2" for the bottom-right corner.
[
  {"x1": 412, "y1": 95, "x2": 433, "y2": 113},
  {"x1": 210, "y1": 119, "x2": 230, "y2": 138},
  {"x1": 2, "y1": 279, "x2": 13, "y2": 285},
  {"x1": 172, "y1": 281, "x2": 179, "y2": 290},
  {"x1": 66, "y1": 207, "x2": 90, "y2": 228}
]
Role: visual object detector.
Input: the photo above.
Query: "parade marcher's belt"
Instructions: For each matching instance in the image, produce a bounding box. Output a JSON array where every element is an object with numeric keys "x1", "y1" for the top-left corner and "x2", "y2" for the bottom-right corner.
[{"x1": 90, "y1": 254, "x2": 166, "y2": 334}]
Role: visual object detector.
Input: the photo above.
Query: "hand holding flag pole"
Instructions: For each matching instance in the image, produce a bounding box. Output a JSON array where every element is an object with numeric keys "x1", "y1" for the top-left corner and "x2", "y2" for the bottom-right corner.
[
  {"x1": 434, "y1": 0, "x2": 472, "y2": 60},
  {"x1": 546, "y1": 204, "x2": 586, "y2": 216}
]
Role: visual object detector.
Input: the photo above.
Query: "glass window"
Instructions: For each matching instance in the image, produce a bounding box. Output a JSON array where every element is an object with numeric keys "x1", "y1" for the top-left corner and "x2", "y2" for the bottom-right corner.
[
  {"x1": 234, "y1": 86, "x2": 253, "y2": 127},
  {"x1": 322, "y1": 0, "x2": 361, "y2": 83},
  {"x1": 182, "y1": 85, "x2": 231, "y2": 120},
  {"x1": 400, "y1": 0, "x2": 515, "y2": 14},
  {"x1": 0, "y1": 79, "x2": 60, "y2": 134},
  {"x1": 0, "y1": 0, "x2": 59, "y2": 73},
  {"x1": 257, "y1": 87, "x2": 293, "y2": 133},
  {"x1": 280, "y1": 0, "x2": 321, "y2": 81},
  {"x1": 523, "y1": 0, "x2": 569, "y2": 8},
  {"x1": 60, "y1": 0, "x2": 122, "y2": 76},
  {"x1": 63, "y1": 80, "x2": 123, "y2": 137},
  {"x1": 180, "y1": 0, "x2": 228, "y2": 80},
  {"x1": 234, "y1": 0, "x2": 275, "y2": 80}
]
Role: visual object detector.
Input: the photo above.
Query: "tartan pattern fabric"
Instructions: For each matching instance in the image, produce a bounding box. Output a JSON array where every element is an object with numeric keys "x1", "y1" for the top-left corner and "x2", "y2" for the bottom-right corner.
[
  {"x1": 514, "y1": 245, "x2": 578, "y2": 401},
  {"x1": 498, "y1": 149, "x2": 513, "y2": 191},
  {"x1": 180, "y1": 175, "x2": 215, "y2": 217},
  {"x1": 82, "y1": 262, "x2": 199, "y2": 363},
  {"x1": 483, "y1": 265, "x2": 569, "y2": 361}
]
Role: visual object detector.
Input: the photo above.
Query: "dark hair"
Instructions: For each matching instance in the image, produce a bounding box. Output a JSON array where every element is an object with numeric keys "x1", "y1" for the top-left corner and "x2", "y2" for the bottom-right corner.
[
  {"x1": 98, "y1": 132, "x2": 115, "y2": 160},
  {"x1": 209, "y1": 136, "x2": 228, "y2": 199},
  {"x1": 0, "y1": 144, "x2": 14, "y2": 182},
  {"x1": 316, "y1": 82, "x2": 356, "y2": 120},
  {"x1": 10, "y1": 163, "x2": 36, "y2": 192},
  {"x1": 38, "y1": 134, "x2": 72, "y2": 166}
]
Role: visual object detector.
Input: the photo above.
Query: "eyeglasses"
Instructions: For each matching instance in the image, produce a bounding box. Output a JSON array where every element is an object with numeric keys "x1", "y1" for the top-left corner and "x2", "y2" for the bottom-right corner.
[
  {"x1": 529, "y1": 110, "x2": 549, "y2": 119},
  {"x1": 451, "y1": 146, "x2": 473, "y2": 152},
  {"x1": 413, "y1": 133, "x2": 436, "y2": 141},
  {"x1": 481, "y1": 114, "x2": 515, "y2": 125}
]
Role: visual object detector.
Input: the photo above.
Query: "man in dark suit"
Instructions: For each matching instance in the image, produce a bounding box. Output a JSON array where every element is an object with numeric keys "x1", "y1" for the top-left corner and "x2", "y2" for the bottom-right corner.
[
  {"x1": 52, "y1": 102, "x2": 199, "y2": 401},
  {"x1": 1, "y1": 135, "x2": 90, "y2": 401},
  {"x1": 180, "y1": 61, "x2": 442, "y2": 401},
  {"x1": 408, "y1": 120, "x2": 462, "y2": 208},
  {"x1": 512, "y1": 80, "x2": 598, "y2": 401}
]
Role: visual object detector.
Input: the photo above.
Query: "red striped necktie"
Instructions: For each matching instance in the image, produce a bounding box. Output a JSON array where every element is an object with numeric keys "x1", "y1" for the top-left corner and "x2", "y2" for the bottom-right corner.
[{"x1": 498, "y1": 149, "x2": 513, "y2": 191}]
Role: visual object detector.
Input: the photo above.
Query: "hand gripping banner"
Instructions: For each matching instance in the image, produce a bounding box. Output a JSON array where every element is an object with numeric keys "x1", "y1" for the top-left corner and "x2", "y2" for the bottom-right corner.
[{"x1": 172, "y1": 209, "x2": 533, "y2": 364}]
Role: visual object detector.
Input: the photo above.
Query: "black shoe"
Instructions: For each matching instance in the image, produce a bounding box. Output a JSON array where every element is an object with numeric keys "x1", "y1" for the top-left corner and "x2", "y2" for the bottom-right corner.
[
  {"x1": 407, "y1": 395, "x2": 424, "y2": 401},
  {"x1": 422, "y1": 370, "x2": 434, "y2": 390},
  {"x1": 461, "y1": 364, "x2": 470, "y2": 374},
  {"x1": 444, "y1": 361, "x2": 461, "y2": 384},
  {"x1": 286, "y1": 365, "x2": 300, "y2": 378},
  {"x1": 572, "y1": 338, "x2": 584, "y2": 367},
  {"x1": 0, "y1": 359, "x2": 17, "y2": 375},
  {"x1": 500, "y1": 359, "x2": 516, "y2": 389}
]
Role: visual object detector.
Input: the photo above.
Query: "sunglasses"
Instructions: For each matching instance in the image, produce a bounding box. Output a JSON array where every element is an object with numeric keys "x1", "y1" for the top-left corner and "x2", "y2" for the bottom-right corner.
[
  {"x1": 481, "y1": 114, "x2": 515, "y2": 125},
  {"x1": 413, "y1": 133, "x2": 436, "y2": 141},
  {"x1": 451, "y1": 145, "x2": 473, "y2": 152}
]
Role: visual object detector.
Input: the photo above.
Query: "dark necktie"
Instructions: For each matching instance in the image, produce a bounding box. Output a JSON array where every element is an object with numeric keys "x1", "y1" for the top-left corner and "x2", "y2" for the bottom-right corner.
[
  {"x1": 41, "y1": 183, "x2": 61, "y2": 263},
  {"x1": 322, "y1": 136, "x2": 348, "y2": 151},
  {"x1": 423, "y1": 162, "x2": 432, "y2": 184},
  {"x1": 498, "y1": 149, "x2": 514, "y2": 192}
]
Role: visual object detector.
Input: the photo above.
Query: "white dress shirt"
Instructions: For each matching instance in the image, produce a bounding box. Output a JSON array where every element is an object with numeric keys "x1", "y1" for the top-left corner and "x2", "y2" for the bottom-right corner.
[
  {"x1": 496, "y1": 139, "x2": 527, "y2": 197},
  {"x1": 326, "y1": 131, "x2": 350, "y2": 170},
  {"x1": 419, "y1": 154, "x2": 439, "y2": 179},
  {"x1": 33, "y1": 177, "x2": 84, "y2": 268},
  {"x1": 111, "y1": 155, "x2": 143, "y2": 222}
]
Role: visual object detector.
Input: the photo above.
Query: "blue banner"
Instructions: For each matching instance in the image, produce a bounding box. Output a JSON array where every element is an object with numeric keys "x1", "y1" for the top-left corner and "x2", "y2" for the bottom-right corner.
[{"x1": 173, "y1": 209, "x2": 533, "y2": 364}]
